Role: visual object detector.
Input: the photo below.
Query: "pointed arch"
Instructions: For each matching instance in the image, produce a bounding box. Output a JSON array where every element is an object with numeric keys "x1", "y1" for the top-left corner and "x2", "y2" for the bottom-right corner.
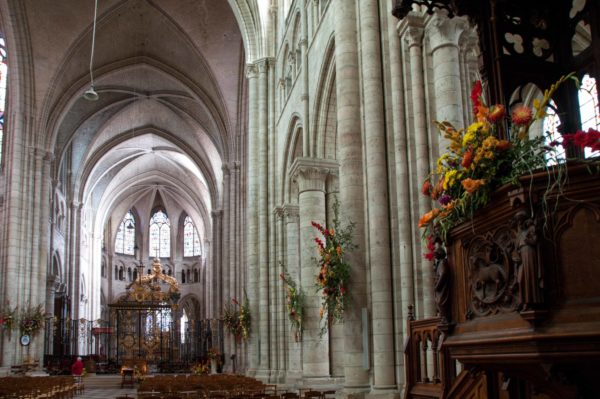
[
  {"x1": 280, "y1": 114, "x2": 303, "y2": 204},
  {"x1": 311, "y1": 34, "x2": 336, "y2": 158}
]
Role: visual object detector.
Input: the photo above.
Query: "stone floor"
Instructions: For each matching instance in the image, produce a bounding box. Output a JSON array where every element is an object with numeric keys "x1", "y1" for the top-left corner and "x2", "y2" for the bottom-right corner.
[{"x1": 80, "y1": 374, "x2": 137, "y2": 398}]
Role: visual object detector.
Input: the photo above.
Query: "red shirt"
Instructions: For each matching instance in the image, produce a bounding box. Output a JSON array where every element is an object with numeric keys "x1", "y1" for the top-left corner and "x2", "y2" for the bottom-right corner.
[{"x1": 71, "y1": 360, "x2": 84, "y2": 376}]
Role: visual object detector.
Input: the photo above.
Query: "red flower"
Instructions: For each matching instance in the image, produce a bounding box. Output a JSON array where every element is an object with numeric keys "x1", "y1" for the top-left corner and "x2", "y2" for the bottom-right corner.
[
  {"x1": 511, "y1": 105, "x2": 532, "y2": 126},
  {"x1": 421, "y1": 180, "x2": 432, "y2": 196},
  {"x1": 339, "y1": 286, "x2": 346, "y2": 295},
  {"x1": 487, "y1": 104, "x2": 505, "y2": 123},
  {"x1": 462, "y1": 148, "x2": 473, "y2": 168},
  {"x1": 470, "y1": 80, "x2": 482, "y2": 115},
  {"x1": 315, "y1": 237, "x2": 325, "y2": 250},
  {"x1": 495, "y1": 140, "x2": 511, "y2": 151},
  {"x1": 232, "y1": 298, "x2": 239, "y2": 305}
]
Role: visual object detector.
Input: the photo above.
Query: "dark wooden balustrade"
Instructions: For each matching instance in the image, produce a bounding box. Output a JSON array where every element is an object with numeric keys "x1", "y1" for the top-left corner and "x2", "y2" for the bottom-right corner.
[{"x1": 404, "y1": 164, "x2": 600, "y2": 399}]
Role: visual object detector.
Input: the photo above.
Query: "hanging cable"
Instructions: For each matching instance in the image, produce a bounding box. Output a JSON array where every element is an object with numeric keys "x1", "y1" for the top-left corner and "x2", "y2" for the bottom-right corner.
[{"x1": 84, "y1": 0, "x2": 99, "y2": 101}]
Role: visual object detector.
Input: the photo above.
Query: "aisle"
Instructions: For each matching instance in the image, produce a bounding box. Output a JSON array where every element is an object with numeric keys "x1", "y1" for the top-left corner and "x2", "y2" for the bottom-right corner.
[{"x1": 80, "y1": 374, "x2": 137, "y2": 398}]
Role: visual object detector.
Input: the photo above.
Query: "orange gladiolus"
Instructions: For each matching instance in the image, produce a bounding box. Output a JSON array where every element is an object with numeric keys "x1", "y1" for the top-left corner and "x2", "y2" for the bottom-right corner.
[
  {"x1": 461, "y1": 178, "x2": 486, "y2": 194},
  {"x1": 418, "y1": 208, "x2": 441, "y2": 228}
]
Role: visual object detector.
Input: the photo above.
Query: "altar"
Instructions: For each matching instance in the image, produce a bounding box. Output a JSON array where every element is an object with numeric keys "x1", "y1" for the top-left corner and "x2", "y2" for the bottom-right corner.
[
  {"x1": 106, "y1": 258, "x2": 224, "y2": 372},
  {"x1": 108, "y1": 258, "x2": 181, "y2": 368}
]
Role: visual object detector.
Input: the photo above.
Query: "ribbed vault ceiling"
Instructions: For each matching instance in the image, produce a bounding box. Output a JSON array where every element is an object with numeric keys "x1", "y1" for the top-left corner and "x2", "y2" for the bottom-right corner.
[{"x1": 29, "y1": 0, "x2": 245, "y2": 241}]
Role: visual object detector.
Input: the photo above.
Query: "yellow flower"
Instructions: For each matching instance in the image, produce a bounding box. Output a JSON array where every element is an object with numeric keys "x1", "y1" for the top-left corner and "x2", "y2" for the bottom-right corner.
[
  {"x1": 443, "y1": 169, "x2": 458, "y2": 190},
  {"x1": 482, "y1": 136, "x2": 499, "y2": 150}
]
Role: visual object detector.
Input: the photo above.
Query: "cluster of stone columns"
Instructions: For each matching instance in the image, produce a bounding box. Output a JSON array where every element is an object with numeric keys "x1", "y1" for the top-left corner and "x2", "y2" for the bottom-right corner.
[{"x1": 238, "y1": 3, "x2": 479, "y2": 397}]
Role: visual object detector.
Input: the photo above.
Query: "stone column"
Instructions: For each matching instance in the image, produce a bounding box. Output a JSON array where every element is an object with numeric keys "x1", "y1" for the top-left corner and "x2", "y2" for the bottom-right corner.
[
  {"x1": 274, "y1": 206, "x2": 286, "y2": 382},
  {"x1": 211, "y1": 209, "x2": 223, "y2": 319},
  {"x1": 333, "y1": 0, "x2": 369, "y2": 392},
  {"x1": 221, "y1": 163, "x2": 232, "y2": 370},
  {"x1": 256, "y1": 57, "x2": 271, "y2": 377},
  {"x1": 359, "y1": 0, "x2": 396, "y2": 391},
  {"x1": 283, "y1": 204, "x2": 301, "y2": 383},
  {"x1": 325, "y1": 174, "x2": 344, "y2": 377},
  {"x1": 230, "y1": 162, "x2": 241, "y2": 367},
  {"x1": 245, "y1": 63, "x2": 260, "y2": 373},
  {"x1": 399, "y1": 14, "x2": 434, "y2": 318},
  {"x1": 426, "y1": 13, "x2": 468, "y2": 150},
  {"x1": 390, "y1": 8, "x2": 415, "y2": 392},
  {"x1": 291, "y1": 157, "x2": 338, "y2": 379},
  {"x1": 204, "y1": 238, "x2": 211, "y2": 318}
]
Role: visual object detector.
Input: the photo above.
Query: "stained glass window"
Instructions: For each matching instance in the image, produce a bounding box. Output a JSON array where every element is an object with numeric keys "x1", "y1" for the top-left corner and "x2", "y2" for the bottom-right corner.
[
  {"x1": 183, "y1": 216, "x2": 201, "y2": 257},
  {"x1": 578, "y1": 74, "x2": 599, "y2": 157},
  {"x1": 115, "y1": 211, "x2": 135, "y2": 255},
  {"x1": 149, "y1": 209, "x2": 170, "y2": 258},
  {"x1": 0, "y1": 34, "x2": 7, "y2": 165}
]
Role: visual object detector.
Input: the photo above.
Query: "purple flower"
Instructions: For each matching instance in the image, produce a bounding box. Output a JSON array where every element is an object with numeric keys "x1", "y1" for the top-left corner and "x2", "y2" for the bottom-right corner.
[{"x1": 438, "y1": 194, "x2": 452, "y2": 206}]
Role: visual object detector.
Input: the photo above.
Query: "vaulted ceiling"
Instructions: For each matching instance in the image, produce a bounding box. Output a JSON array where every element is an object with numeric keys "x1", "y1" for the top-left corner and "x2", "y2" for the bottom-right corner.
[{"x1": 26, "y1": 0, "x2": 247, "y2": 241}]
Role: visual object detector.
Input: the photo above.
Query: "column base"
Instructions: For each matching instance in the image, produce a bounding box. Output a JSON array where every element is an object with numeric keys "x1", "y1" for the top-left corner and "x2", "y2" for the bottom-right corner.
[
  {"x1": 254, "y1": 368, "x2": 271, "y2": 382},
  {"x1": 366, "y1": 388, "x2": 400, "y2": 399}
]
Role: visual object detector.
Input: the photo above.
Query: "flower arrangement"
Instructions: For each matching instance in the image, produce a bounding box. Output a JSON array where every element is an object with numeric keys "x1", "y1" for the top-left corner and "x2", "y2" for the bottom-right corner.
[
  {"x1": 207, "y1": 347, "x2": 221, "y2": 361},
  {"x1": 223, "y1": 299, "x2": 242, "y2": 339},
  {"x1": 18, "y1": 304, "x2": 45, "y2": 336},
  {"x1": 419, "y1": 73, "x2": 582, "y2": 242},
  {"x1": 312, "y1": 198, "x2": 356, "y2": 334},
  {"x1": 280, "y1": 269, "x2": 304, "y2": 340},
  {"x1": 0, "y1": 302, "x2": 17, "y2": 333},
  {"x1": 238, "y1": 296, "x2": 251, "y2": 341},
  {"x1": 222, "y1": 296, "x2": 251, "y2": 341},
  {"x1": 191, "y1": 362, "x2": 210, "y2": 375}
]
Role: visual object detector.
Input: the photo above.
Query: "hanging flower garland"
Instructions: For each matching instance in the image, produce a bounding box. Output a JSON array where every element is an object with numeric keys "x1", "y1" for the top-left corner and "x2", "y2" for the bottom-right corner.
[
  {"x1": 18, "y1": 304, "x2": 45, "y2": 337},
  {"x1": 312, "y1": 198, "x2": 356, "y2": 335},
  {"x1": 0, "y1": 302, "x2": 17, "y2": 339},
  {"x1": 238, "y1": 295, "x2": 251, "y2": 341},
  {"x1": 223, "y1": 299, "x2": 242, "y2": 340},
  {"x1": 222, "y1": 295, "x2": 251, "y2": 342},
  {"x1": 280, "y1": 270, "x2": 304, "y2": 341}
]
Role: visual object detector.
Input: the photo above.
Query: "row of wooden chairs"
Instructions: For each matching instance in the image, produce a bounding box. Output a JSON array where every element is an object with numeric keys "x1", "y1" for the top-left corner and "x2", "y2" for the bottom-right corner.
[
  {"x1": 135, "y1": 375, "x2": 335, "y2": 399},
  {"x1": 0, "y1": 376, "x2": 77, "y2": 399}
]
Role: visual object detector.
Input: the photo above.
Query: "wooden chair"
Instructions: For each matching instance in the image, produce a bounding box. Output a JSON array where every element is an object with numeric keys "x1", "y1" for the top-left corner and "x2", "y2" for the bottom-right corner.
[
  {"x1": 303, "y1": 391, "x2": 322, "y2": 399},
  {"x1": 121, "y1": 368, "x2": 135, "y2": 388}
]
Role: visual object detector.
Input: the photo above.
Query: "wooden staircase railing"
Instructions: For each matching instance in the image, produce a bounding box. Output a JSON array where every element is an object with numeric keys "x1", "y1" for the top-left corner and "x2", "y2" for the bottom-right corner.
[{"x1": 403, "y1": 306, "x2": 454, "y2": 399}]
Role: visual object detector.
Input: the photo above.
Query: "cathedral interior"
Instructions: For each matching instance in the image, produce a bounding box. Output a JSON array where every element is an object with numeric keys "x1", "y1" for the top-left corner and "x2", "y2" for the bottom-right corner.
[{"x1": 0, "y1": 0, "x2": 598, "y2": 398}]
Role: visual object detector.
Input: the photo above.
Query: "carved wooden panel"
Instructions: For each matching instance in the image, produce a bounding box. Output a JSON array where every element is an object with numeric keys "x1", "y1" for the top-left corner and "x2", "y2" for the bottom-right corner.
[{"x1": 554, "y1": 205, "x2": 600, "y2": 301}]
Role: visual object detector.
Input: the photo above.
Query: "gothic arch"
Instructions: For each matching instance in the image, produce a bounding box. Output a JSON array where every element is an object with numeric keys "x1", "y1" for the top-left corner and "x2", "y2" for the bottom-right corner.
[
  {"x1": 281, "y1": 114, "x2": 303, "y2": 204},
  {"x1": 179, "y1": 293, "x2": 202, "y2": 320},
  {"x1": 311, "y1": 35, "x2": 336, "y2": 158}
]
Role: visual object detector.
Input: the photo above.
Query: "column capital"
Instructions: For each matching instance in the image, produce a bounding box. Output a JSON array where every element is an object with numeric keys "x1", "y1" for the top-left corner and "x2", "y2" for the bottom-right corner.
[
  {"x1": 222, "y1": 163, "x2": 231, "y2": 175},
  {"x1": 246, "y1": 64, "x2": 258, "y2": 79},
  {"x1": 397, "y1": 13, "x2": 425, "y2": 47},
  {"x1": 326, "y1": 173, "x2": 339, "y2": 194},
  {"x1": 255, "y1": 57, "x2": 274, "y2": 73},
  {"x1": 283, "y1": 204, "x2": 300, "y2": 223},
  {"x1": 290, "y1": 157, "x2": 339, "y2": 194},
  {"x1": 211, "y1": 209, "x2": 224, "y2": 218},
  {"x1": 425, "y1": 12, "x2": 469, "y2": 51},
  {"x1": 273, "y1": 206, "x2": 284, "y2": 219}
]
